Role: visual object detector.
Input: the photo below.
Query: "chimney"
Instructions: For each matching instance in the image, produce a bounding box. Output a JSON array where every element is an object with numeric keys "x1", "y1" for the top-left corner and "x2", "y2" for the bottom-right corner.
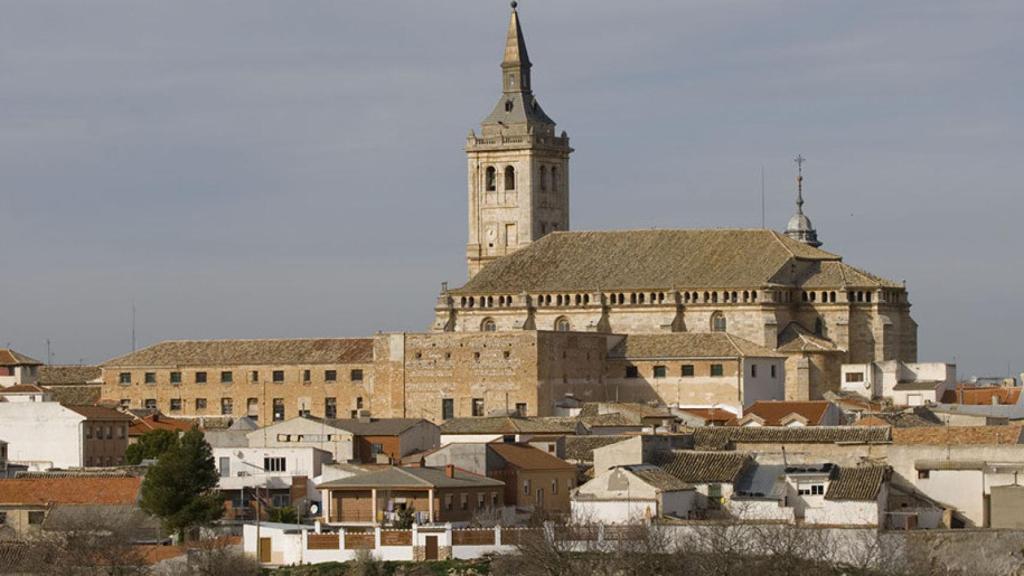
[{"x1": 445, "y1": 464, "x2": 455, "y2": 478}]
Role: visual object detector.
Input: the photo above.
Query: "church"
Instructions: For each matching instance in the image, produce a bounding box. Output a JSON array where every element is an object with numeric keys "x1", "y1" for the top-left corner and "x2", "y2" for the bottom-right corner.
[{"x1": 432, "y1": 3, "x2": 918, "y2": 401}]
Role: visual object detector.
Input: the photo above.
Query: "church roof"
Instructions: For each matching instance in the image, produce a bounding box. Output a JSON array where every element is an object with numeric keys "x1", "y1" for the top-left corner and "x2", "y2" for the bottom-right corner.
[
  {"x1": 453, "y1": 229, "x2": 857, "y2": 294},
  {"x1": 776, "y1": 323, "x2": 842, "y2": 353},
  {"x1": 609, "y1": 333, "x2": 784, "y2": 359},
  {"x1": 795, "y1": 260, "x2": 902, "y2": 289},
  {"x1": 103, "y1": 338, "x2": 374, "y2": 368}
]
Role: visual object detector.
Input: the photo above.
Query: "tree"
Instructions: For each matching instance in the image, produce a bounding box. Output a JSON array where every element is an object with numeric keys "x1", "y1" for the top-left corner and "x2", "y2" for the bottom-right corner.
[
  {"x1": 140, "y1": 428, "x2": 224, "y2": 542},
  {"x1": 392, "y1": 505, "x2": 415, "y2": 529},
  {"x1": 267, "y1": 506, "x2": 298, "y2": 524},
  {"x1": 125, "y1": 429, "x2": 181, "y2": 465}
]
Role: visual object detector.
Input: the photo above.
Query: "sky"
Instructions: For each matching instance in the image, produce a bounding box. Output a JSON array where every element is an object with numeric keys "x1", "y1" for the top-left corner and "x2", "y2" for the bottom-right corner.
[{"x1": 0, "y1": 1, "x2": 1021, "y2": 379}]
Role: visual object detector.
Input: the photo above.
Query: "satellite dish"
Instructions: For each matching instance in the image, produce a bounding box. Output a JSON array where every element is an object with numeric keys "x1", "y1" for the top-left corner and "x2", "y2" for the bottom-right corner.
[{"x1": 309, "y1": 503, "x2": 320, "y2": 515}]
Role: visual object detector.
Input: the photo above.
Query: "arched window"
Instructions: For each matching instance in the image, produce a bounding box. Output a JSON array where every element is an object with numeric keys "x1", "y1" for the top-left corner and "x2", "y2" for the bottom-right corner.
[
  {"x1": 485, "y1": 166, "x2": 496, "y2": 191},
  {"x1": 555, "y1": 317, "x2": 571, "y2": 332},
  {"x1": 504, "y1": 166, "x2": 516, "y2": 190},
  {"x1": 481, "y1": 318, "x2": 496, "y2": 332},
  {"x1": 540, "y1": 166, "x2": 548, "y2": 191},
  {"x1": 711, "y1": 311, "x2": 727, "y2": 332},
  {"x1": 815, "y1": 317, "x2": 825, "y2": 337},
  {"x1": 551, "y1": 166, "x2": 559, "y2": 192}
]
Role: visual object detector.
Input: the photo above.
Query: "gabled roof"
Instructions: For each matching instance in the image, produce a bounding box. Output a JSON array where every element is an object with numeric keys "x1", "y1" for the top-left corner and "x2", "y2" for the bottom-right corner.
[
  {"x1": 736, "y1": 401, "x2": 835, "y2": 427},
  {"x1": 892, "y1": 426, "x2": 1024, "y2": 446},
  {"x1": 317, "y1": 466, "x2": 503, "y2": 490},
  {"x1": 37, "y1": 365, "x2": 102, "y2": 385},
  {"x1": 693, "y1": 426, "x2": 891, "y2": 450},
  {"x1": 129, "y1": 413, "x2": 193, "y2": 436},
  {"x1": 0, "y1": 384, "x2": 48, "y2": 394},
  {"x1": 310, "y1": 416, "x2": 431, "y2": 437},
  {"x1": 452, "y1": 229, "x2": 846, "y2": 294},
  {"x1": 65, "y1": 405, "x2": 133, "y2": 421},
  {"x1": 776, "y1": 323, "x2": 841, "y2": 353},
  {"x1": 102, "y1": 338, "x2": 374, "y2": 368},
  {"x1": 0, "y1": 349, "x2": 42, "y2": 367},
  {"x1": 440, "y1": 416, "x2": 580, "y2": 435},
  {"x1": 795, "y1": 260, "x2": 902, "y2": 289},
  {"x1": 608, "y1": 333, "x2": 783, "y2": 360},
  {"x1": 656, "y1": 450, "x2": 752, "y2": 484},
  {"x1": 564, "y1": 435, "x2": 631, "y2": 463},
  {"x1": 825, "y1": 465, "x2": 889, "y2": 501},
  {"x1": 488, "y1": 443, "x2": 574, "y2": 471},
  {"x1": 0, "y1": 477, "x2": 142, "y2": 506},
  {"x1": 625, "y1": 465, "x2": 692, "y2": 492}
]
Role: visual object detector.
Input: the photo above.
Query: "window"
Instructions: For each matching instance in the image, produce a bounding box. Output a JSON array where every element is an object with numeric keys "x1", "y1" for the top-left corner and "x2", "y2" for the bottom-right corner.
[
  {"x1": 118, "y1": 426, "x2": 126, "y2": 439},
  {"x1": 219, "y1": 457, "x2": 230, "y2": 478},
  {"x1": 491, "y1": 493, "x2": 498, "y2": 509},
  {"x1": 220, "y1": 371, "x2": 233, "y2": 384},
  {"x1": 250, "y1": 370, "x2": 259, "y2": 383},
  {"x1": 273, "y1": 398, "x2": 285, "y2": 422},
  {"x1": 918, "y1": 470, "x2": 930, "y2": 479},
  {"x1": 625, "y1": 366, "x2": 639, "y2": 379},
  {"x1": 710, "y1": 364, "x2": 724, "y2": 377},
  {"x1": 445, "y1": 494, "x2": 453, "y2": 511},
  {"x1": 325, "y1": 397, "x2": 337, "y2": 419},
  {"x1": 845, "y1": 372, "x2": 865, "y2": 383},
  {"x1": 0, "y1": 511, "x2": 6, "y2": 525},
  {"x1": 247, "y1": 398, "x2": 259, "y2": 419},
  {"x1": 711, "y1": 312, "x2": 727, "y2": 332},
  {"x1": 271, "y1": 494, "x2": 291, "y2": 507},
  {"x1": 85, "y1": 425, "x2": 93, "y2": 439},
  {"x1": 751, "y1": 364, "x2": 758, "y2": 378},
  {"x1": 264, "y1": 457, "x2": 286, "y2": 473},
  {"x1": 170, "y1": 371, "x2": 182, "y2": 384},
  {"x1": 771, "y1": 365, "x2": 777, "y2": 378},
  {"x1": 195, "y1": 398, "x2": 207, "y2": 411},
  {"x1": 442, "y1": 398, "x2": 454, "y2": 421},
  {"x1": 119, "y1": 399, "x2": 130, "y2": 409},
  {"x1": 681, "y1": 364, "x2": 695, "y2": 377},
  {"x1": 272, "y1": 370, "x2": 284, "y2": 383},
  {"x1": 351, "y1": 369, "x2": 363, "y2": 382},
  {"x1": 540, "y1": 165, "x2": 548, "y2": 191},
  {"x1": 106, "y1": 426, "x2": 113, "y2": 439},
  {"x1": 221, "y1": 398, "x2": 233, "y2": 415},
  {"x1": 356, "y1": 397, "x2": 364, "y2": 409},
  {"x1": 798, "y1": 484, "x2": 825, "y2": 496},
  {"x1": 815, "y1": 318, "x2": 825, "y2": 337},
  {"x1": 195, "y1": 371, "x2": 207, "y2": 384},
  {"x1": 303, "y1": 369, "x2": 311, "y2": 382},
  {"x1": 325, "y1": 370, "x2": 337, "y2": 382},
  {"x1": 170, "y1": 398, "x2": 182, "y2": 412},
  {"x1": 515, "y1": 403, "x2": 527, "y2": 417},
  {"x1": 523, "y1": 480, "x2": 531, "y2": 495},
  {"x1": 477, "y1": 493, "x2": 485, "y2": 509},
  {"x1": 552, "y1": 479, "x2": 558, "y2": 495},
  {"x1": 551, "y1": 166, "x2": 558, "y2": 192},
  {"x1": 371, "y1": 443, "x2": 384, "y2": 456},
  {"x1": 119, "y1": 372, "x2": 131, "y2": 385},
  {"x1": 555, "y1": 317, "x2": 571, "y2": 332},
  {"x1": 472, "y1": 398, "x2": 485, "y2": 417},
  {"x1": 481, "y1": 318, "x2": 496, "y2": 332},
  {"x1": 485, "y1": 166, "x2": 496, "y2": 191},
  {"x1": 144, "y1": 372, "x2": 156, "y2": 384},
  {"x1": 653, "y1": 365, "x2": 667, "y2": 379},
  {"x1": 461, "y1": 493, "x2": 469, "y2": 511},
  {"x1": 28, "y1": 511, "x2": 45, "y2": 525},
  {"x1": 504, "y1": 165, "x2": 516, "y2": 190},
  {"x1": 144, "y1": 398, "x2": 157, "y2": 410}
]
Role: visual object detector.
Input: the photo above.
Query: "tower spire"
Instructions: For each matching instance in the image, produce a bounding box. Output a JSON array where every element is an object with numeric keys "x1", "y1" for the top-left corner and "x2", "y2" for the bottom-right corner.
[
  {"x1": 504, "y1": 2, "x2": 530, "y2": 74},
  {"x1": 480, "y1": 2, "x2": 554, "y2": 128},
  {"x1": 784, "y1": 154, "x2": 822, "y2": 248}
]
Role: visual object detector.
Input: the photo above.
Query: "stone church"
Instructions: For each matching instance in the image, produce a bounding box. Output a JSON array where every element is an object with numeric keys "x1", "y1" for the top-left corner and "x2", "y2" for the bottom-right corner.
[{"x1": 434, "y1": 4, "x2": 918, "y2": 400}]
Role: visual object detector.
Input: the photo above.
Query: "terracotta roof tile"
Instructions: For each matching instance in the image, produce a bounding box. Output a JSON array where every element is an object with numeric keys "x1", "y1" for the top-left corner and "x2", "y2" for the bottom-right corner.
[
  {"x1": 693, "y1": 426, "x2": 890, "y2": 449},
  {"x1": 102, "y1": 338, "x2": 373, "y2": 368},
  {"x1": 736, "y1": 401, "x2": 834, "y2": 426},
  {"x1": 825, "y1": 465, "x2": 890, "y2": 501},
  {"x1": 129, "y1": 413, "x2": 194, "y2": 436},
  {"x1": 440, "y1": 416, "x2": 581, "y2": 435},
  {"x1": 656, "y1": 450, "x2": 752, "y2": 484},
  {"x1": 941, "y1": 386, "x2": 1022, "y2": 406},
  {"x1": 892, "y1": 425, "x2": 1024, "y2": 446},
  {"x1": 0, "y1": 349, "x2": 42, "y2": 366},
  {"x1": 609, "y1": 333, "x2": 783, "y2": 360},
  {"x1": 65, "y1": 405, "x2": 134, "y2": 421},
  {"x1": 489, "y1": 443, "x2": 574, "y2": 471},
  {"x1": 564, "y1": 435, "x2": 631, "y2": 463},
  {"x1": 0, "y1": 384, "x2": 48, "y2": 394},
  {"x1": 627, "y1": 465, "x2": 692, "y2": 492},
  {"x1": 0, "y1": 477, "x2": 142, "y2": 506}
]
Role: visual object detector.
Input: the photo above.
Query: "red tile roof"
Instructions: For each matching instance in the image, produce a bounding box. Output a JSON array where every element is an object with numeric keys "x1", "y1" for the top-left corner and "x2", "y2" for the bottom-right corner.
[
  {"x1": 0, "y1": 384, "x2": 48, "y2": 394},
  {"x1": 733, "y1": 401, "x2": 833, "y2": 426},
  {"x1": 0, "y1": 477, "x2": 142, "y2": 506},
  {"x1": 0, "y1": 349, "x2": 42, "y2": 366},
  {"x1": 488, "y1": 443, "x2": 575, "y2": 471},
  {"x1": 941, "y1": 386, "x2": 1022, "y2": 406},
  {"x1": 65, "y1": 405, "x2": 134, "y2": 421},
  {"x1": 128, "y1": 413, "x2": 194, "y2": 437},
  {"x1": 675, "y1": 408, "x2": 734, "y2": 424}
]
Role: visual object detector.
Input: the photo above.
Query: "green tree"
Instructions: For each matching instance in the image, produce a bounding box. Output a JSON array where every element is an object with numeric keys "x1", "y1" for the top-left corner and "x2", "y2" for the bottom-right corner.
[
  {"x1": 124, "y1": 428, "x2": 181, "y2": 465},
  {"x1": 268, "y1": 506, "x2": 298, "y2": 524},
  {"x1": 139, "y1": 428, "x2": 224, "y2": 542}
]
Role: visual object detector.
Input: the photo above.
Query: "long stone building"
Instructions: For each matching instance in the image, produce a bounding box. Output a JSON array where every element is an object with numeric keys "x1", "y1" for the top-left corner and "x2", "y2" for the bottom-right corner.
[{"x1": 99, "y1": 4, "x2": 916, "y2": 421}]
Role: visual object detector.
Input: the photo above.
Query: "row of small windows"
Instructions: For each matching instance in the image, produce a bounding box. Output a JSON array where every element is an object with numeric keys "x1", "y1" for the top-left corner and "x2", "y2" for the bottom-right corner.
[
  {"x1": 460, "y1": 291, "x2": 761, "y2": 309},
  {"x1": 440, "y1": 397, "x2": 528, "y2": 420},
  {"x1": 461, "y1": 295, "x2": 516, "y2": 308},
  {"x1": 118, "y1": 369, "x2": 364, "y2": 385},
  {"x1": 127, "y1": 396, "x2": 364, "y2": 421},
  {"x1": 483, "y1": 165, "x2": 560, "y2": 192},
  {"x1": 625, "y1": 363, "x2": 777, "y2": 379},
  {"x1": 608, "y1": 292, "x2": 668, "y2": 305},
  {"x1": 683, "y1": 291, "x2": 758, "y2": 304},
  {"x1": 481, "y1": 316, "x2": 570, "y2": 332},
  {"x1": 802, "y1": 291, "x2": 839, "y2": 303}
]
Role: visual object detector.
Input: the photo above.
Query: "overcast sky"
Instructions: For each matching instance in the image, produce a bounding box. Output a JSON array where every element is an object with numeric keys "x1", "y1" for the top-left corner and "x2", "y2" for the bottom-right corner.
[{"x1": 1, "y1": 1, "x2": 1021, "y2": 379}]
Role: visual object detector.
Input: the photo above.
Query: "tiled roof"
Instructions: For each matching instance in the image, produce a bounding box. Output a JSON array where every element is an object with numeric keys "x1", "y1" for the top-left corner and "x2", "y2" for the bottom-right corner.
[
  {"x1": 855, "y1": 412, "x2": 940, "y2": 428},
  {"x1": 313, "y1": 417, "x2": 430, "y2": 437},
  {"x1": 941, "y1": 386, "x2": 1022, "y2": 406},
  {"x1": 488, "y1": 443, "x2": 574, "y2": 471},
  {"x1": 0, "y1": 349, "x2": 42, "y2": 367},
  {"x1": 776, "y1": 323, "x2": 841, "y2": 353},
  {"x1": 37, "y1": 365, "x2": 102, "y2": 385},
  {"x1": 825, "y1": 465, "x2": 889, "y2": 501},
  {"x1": 692, "y1": 426, "x2": 891, "y2": 449},
  {"x1": 46, "y1": 386, "x2": 101, "y2": 406},
  {"x1": 440, "y1": 416, "x2": 580, "y2": 435},
  {"x1": 318, "y1": 466, "x2": 504, "y2": 490},
  {"x1": 453, "y1": 229, "x2": 844, "y2": 294},
  {"x1": 892, "y1": 381, "x2": 944, "y2": 391},
  {"x1": 626, "y1": 465, "x2": 692, "y2": 492},
  {"x1": 736, "y1": 401, "x2": 834, "y2": 426},
  {"x1": 891, "y1": 426, "x2": 1024, "y2": 446},
  {"x1": 608, "y1": 333, "x2": 783, "y2": 360},
  {"x1": 0, "y1": 384, "x2": 48, "y2": 394},
  {"x1": 796, "y1": 261, "x2": 902, "y2": 289},
  {"x1": 674, "y1": 408, "x2": 735, "y2": 424},
  {"x1": 0, "y1": 477, "x2": 142, "y2": 505},
  {"x1": 655, "y1": 450, "x2": 752, "y2": 484},
  {"x1": 129, "y1": 413, "x2": 194, "y2": 436},
  {"x1": 65, "y1": 405, "x2": 134, "y2": 421},
  {"x1": 564, "y1": 435, "x2": 631, "y2": 463},
  {"x1": 102, "y1": 338, "x2": 374, "y2": 368}
]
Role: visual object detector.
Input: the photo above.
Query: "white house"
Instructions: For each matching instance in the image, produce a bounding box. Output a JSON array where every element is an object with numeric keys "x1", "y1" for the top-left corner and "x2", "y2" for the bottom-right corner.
[
  {"x1": 0, "y1": 401, "x2": 131, "y2": 469},
  {"x1": 572, "y1": 465, "x2": 695, "y2": 524},
  {"x1": 0, "y1": 350, "x2": 42, "y2": 388},
  {"x1": 841, "y1": 361, "x2": 956, "y2": 406},
  {"x1": 214, "y1": 446, "x2": 332, "y2": 517}
]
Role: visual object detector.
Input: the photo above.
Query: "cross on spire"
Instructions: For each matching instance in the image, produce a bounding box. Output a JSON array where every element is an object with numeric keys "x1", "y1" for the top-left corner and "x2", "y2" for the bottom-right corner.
[
  {"x1": 794, "y1": 154, "x2": 806, "y2": 212},
  {"x1": 784, "y1": 154, "x2": 822, "y2": 247}
]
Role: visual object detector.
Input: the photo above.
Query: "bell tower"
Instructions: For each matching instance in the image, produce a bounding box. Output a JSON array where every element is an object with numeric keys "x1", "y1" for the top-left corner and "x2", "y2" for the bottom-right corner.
[{"x1": 465, "y1": 2, "x2": 573, "y2": 278}]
